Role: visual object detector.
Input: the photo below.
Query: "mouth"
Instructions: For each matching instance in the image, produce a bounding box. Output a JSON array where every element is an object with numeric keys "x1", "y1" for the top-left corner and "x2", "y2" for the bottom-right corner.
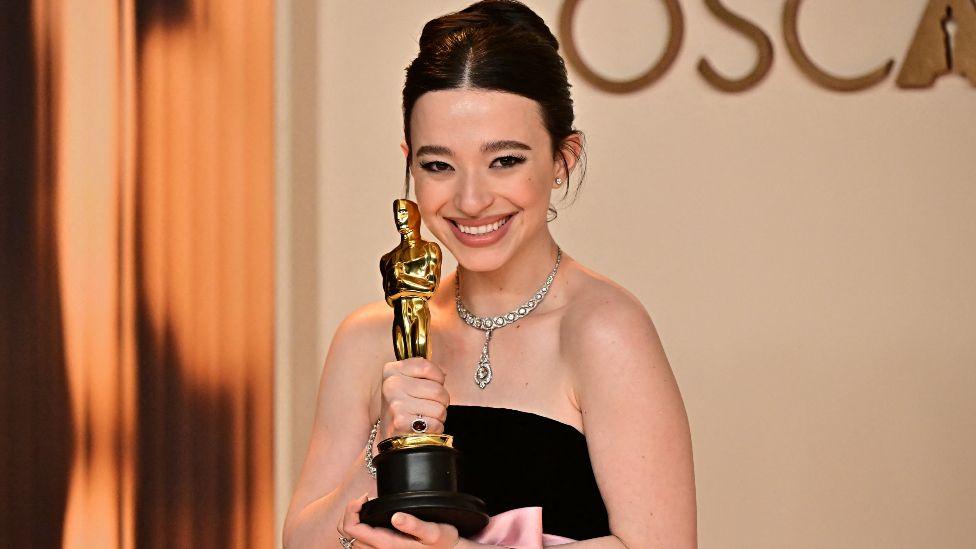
[
  {"x1": 452, "y1": 214, "x2": 512, "y2": 235},
  {"x1": 447, "y1": 213, "x2": 516, "y2": 247}
]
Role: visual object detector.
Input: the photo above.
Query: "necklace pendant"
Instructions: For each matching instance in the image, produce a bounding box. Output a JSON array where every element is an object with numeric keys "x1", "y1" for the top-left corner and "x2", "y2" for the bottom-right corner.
[
  {"x1": 474, "y1": 331, "x2": 493, "y2": 389},
  {"x1": 475, "y1": 354, "x2": 492, "y2": 389}
]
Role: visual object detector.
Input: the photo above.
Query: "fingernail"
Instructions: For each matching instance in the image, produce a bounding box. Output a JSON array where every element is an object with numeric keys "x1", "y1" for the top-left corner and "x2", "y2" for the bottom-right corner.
[{"x1": 392, "y1": 513, "x2": 405, "y2": 525}]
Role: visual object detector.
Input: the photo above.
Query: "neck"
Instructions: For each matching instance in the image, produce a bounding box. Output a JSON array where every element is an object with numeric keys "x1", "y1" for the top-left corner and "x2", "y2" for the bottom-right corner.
[
  {"x1": 401, "y1": 229, "x2": 418, "y2": 246},
  {"x1": 455, "y1": 230, "x2": 560, "y2": 317}
]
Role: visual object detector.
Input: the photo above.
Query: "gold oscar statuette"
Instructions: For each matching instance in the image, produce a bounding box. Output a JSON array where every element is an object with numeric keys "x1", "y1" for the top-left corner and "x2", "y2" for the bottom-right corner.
[
  {"x1": 381, "y1": 198, "x2": 441, "y2": 361},
  {"x1": 359, "y1": 199, "x2": 488, "y2": 536}
]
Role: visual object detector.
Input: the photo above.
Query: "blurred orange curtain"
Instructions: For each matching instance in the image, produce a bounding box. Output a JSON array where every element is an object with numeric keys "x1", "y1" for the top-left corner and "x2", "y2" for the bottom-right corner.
[{"x1": 1, "y1": 1, "x2": 274, "y2": 548}]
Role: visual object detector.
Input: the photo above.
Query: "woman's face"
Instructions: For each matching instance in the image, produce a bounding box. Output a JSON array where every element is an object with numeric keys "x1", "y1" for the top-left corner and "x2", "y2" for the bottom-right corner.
[{"x1": 407, "y1": 89, "x2": 562, "y2": 272}]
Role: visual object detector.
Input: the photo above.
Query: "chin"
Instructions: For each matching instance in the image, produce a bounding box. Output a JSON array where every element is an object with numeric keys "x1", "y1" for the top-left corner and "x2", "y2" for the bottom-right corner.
[{"x1": 451, "y1": 248, "x2": 512, "y2": 273}]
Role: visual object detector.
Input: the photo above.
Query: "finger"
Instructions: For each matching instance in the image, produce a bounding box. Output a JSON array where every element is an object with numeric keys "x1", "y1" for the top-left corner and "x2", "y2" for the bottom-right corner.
[
  {"x1": 340, "y1": 493, "x2": 369, "y2": 535},
  {"x1": 340, "y1": 531, "x2": 379, "y2": 549},
  {"x1": 395, "y1": 358, "x2": 447, "y2": 384},
  {"x1": 391, "y1": 512, "x2": 447, "y2": 545},
  {"x1": 382, "y1": 376, "x2": 443, "y2": 409},
  {"x1": 415, "y1": 417, "x2": 445, "y2": 435},
  {"x1": 399, "y1": 376, "x2": 450, "y2": 406},
  {"x1": 386, "y1": 376, "x2": 448, "y2": 407},
  {"x1": 342, "y1": 522, "x2": 385, "y2": 549},
  {"x1": 390, "y1": 413, "x2": 445, "y2": 436},
  {"x1": 384, "y1": 359, "x2": 444, "y2": 383},
  {"x1": 386, "y1": 391, "x2": 447, "y2": 421},
  {"x1": 346, "y1": 520, "x2": 413, "y2": 548},
  {"x1": 384, "y1": 383, "x2": 449, "y2": 421},
  {"x1": 406, "y1": 397, "x2": 448, "y2": 423},
  {"x1": 387, "y1": 394, "x2": 445, "y2": 425},
  {"x1": 340, "y1": 494, "x2": 387, "y2": 549}
]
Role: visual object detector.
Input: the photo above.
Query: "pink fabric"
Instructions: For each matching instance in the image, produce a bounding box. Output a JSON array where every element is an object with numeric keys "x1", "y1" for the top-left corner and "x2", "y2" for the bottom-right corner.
[{"x1": 469, "y1": 506, "x2": 576, "y2": 548}]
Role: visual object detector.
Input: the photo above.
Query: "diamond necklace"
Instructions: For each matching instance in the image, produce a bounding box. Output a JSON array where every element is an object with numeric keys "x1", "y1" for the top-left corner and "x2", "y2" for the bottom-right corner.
[{"x1": 455, "y1": 247, "x2": 562, "y2": 389}]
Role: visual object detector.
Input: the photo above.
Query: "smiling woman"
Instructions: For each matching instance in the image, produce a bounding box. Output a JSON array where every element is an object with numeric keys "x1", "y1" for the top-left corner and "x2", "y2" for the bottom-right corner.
[{"x1": 283, "y1": 2, "x2": 696, "y2": 548}]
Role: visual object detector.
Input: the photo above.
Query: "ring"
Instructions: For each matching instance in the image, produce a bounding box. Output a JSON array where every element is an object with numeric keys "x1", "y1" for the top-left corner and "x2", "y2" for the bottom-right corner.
[
  {"x1": 339, "y1": 535, "x2": 356, "y2": 549},
  {"x1": 411, "y1": 415, "x2": 428, "y2": 433}
]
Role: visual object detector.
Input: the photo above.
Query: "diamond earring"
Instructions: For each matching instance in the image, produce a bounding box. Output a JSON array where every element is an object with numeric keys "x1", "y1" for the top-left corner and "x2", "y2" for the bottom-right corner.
[{"x1": 554, "y1": 178, "x2": 563, "y2": 186}]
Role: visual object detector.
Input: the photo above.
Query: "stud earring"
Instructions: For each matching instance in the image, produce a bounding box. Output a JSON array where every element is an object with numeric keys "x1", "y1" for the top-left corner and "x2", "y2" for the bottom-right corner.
[{"x1": 554, "y1": 178, "x2": 563, "y2": 186}]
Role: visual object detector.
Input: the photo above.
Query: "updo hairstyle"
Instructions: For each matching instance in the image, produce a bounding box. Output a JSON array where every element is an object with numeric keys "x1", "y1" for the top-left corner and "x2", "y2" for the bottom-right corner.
[{"x1": 402, "y1": 0, "x2": 586, "y2": 216}]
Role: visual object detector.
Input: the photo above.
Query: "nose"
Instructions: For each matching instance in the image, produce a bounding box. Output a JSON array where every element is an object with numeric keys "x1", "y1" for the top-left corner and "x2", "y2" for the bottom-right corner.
[{"x1": 453, "y1": 173, "x2": 493, "y2": 217}]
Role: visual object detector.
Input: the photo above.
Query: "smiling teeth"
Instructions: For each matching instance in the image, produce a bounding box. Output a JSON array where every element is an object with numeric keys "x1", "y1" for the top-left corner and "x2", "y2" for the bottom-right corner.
[{"x1": 457, "y1": 216, "x2": 510, "y2": 235}]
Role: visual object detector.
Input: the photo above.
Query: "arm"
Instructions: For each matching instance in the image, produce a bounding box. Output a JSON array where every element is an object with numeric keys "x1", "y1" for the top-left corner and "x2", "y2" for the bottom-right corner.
[
  {"x1": 428, "y1": 242, "x2": 442, "y2": 290},
  {"x1": 383, "y1": 252, "x2": 431, "y2": 295},
  {"x1": 393, "y1": 248, "x2": 440, "y2": 293},
  {"x1": 563, "y1": 291, "x2": 697, "y2": 549},
  {"x1": 393, "y1": 266, "x2": 438, "y2": 293},
  {"x1": 283, "y1": 303, "x2": 389, "y2": 548}
]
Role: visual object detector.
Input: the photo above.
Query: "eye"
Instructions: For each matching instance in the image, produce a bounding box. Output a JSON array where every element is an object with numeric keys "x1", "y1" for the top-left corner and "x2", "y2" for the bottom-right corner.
[
  {"x1": 490, "y1": 155, "x2": 527, "y2": 168},
  {"x1": 419, "y1": 160, "x2": 452, "y2": 173}
]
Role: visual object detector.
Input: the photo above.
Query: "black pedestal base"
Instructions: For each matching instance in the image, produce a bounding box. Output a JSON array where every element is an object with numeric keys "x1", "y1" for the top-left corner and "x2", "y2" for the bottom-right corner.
[{"x1": 360, "y1": 490, "x2": 488, "y2": 537}]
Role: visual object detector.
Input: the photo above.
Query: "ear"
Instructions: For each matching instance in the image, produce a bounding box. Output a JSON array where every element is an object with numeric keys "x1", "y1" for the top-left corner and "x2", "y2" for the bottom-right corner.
[
  {"x1": 553, "y1": 132, "x2": 583, "y2": 179},
  {"x1": 400, "y1": 141, "x2": 409, "y2": 159}
]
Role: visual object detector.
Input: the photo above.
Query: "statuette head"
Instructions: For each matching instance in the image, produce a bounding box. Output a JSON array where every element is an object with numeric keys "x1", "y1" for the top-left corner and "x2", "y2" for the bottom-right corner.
[{"x1": 394, "y1": 198, "x2": 421, "y2": 235}]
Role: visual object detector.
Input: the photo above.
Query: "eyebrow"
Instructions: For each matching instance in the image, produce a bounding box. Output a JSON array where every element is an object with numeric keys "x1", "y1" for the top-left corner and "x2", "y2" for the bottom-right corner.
[{"x1": 415, "y1": 140, "x2": 532, "y2": 158}]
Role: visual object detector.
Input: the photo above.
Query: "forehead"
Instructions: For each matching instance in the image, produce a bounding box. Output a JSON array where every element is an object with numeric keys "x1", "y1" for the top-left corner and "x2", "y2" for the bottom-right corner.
[{"x1": 410, "y1": 89, "x2": 546, "y2": 148}]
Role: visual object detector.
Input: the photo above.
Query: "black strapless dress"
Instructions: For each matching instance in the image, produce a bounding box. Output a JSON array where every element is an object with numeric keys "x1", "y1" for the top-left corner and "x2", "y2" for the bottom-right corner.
[{"x1": 443, "y1": 404, "x2": 611, "y2": 541}]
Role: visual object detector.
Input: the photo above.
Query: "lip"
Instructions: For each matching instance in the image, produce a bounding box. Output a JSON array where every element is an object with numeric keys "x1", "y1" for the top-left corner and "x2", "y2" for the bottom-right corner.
[
  {"x1": 447, "y1": 213, "x2": 515, "y2": 248},
  {"x1": 447, "y1": 213, "x2": 514, "y2": 227}
]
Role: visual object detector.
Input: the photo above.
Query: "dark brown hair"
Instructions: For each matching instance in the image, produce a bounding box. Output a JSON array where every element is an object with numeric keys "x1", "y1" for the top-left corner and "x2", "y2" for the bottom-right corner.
[{"x1": 402, "y1": 0, "x2": 586, "y2": 214}]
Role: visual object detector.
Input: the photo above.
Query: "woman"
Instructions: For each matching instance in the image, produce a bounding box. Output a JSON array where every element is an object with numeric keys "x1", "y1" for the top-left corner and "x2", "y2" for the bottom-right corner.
[{"x1": 283, "y1": 1, "x2": 696, "y2": 547}]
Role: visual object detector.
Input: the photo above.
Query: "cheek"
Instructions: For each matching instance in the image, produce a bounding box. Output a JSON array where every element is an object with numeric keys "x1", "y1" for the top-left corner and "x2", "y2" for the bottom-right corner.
[
  {"x1": 511, "y1": 173, "x2": 552, "y2": 208},
  {"x1": 413, "y1": 183, "x2": 448, "y2": 224}
]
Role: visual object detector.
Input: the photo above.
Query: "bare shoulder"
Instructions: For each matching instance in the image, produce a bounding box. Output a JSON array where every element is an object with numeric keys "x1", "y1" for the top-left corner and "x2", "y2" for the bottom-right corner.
[
  {"x1": 333, "y1": 299, "x2": 392, "y2": 348},
  {"x1": 558, "y1": 259, "x2": 673, "y2": 402},
  {"x1": 560, "y1": 260, "x2": 661, "y2": 355},
  {"x1": 324, "y1": 300, "x2": 393, "y2": 402}
]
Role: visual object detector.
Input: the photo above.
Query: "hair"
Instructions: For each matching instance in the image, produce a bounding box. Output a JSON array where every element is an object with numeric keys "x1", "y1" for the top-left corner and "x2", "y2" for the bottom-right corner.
[{"x1": 402, "y1": 0, "x2": 586, "y2": 218}]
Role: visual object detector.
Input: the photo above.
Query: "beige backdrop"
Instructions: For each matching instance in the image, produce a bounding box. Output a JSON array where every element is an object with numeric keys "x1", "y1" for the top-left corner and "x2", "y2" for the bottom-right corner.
[{"x1": 275, "y1": 1, "x2": 976, "y2": 547}]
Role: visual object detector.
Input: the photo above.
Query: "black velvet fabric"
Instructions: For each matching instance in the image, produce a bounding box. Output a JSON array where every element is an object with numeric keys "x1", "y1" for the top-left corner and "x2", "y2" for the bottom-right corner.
[{"x1": 443, "y1": 405, "x2": 611, "y2": 541}]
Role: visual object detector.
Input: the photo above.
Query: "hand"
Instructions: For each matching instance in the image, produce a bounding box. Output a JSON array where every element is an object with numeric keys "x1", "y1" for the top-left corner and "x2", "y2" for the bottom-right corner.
[
  {"x1": 339, "y1": 493, "x2": 460, "y2": 549},
  {"x1": 380, "y1": 357, "x2": 450, "y2": 439}
]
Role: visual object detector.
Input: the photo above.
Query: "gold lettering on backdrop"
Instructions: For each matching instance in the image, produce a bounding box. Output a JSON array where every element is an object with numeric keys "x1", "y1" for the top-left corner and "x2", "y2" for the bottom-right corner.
[
  {"x1": 698, "y1": 0, "x2": 774, "y2": 92},
  {"x1": 559, "y1": 0, "x2": 684, "y2": 93},
  {"x1": 783, "y1": 0, "x2": 895, "y2": 92},
  {"x1": 897, "y1": 0, "x2": 976, "y2": 88}
]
